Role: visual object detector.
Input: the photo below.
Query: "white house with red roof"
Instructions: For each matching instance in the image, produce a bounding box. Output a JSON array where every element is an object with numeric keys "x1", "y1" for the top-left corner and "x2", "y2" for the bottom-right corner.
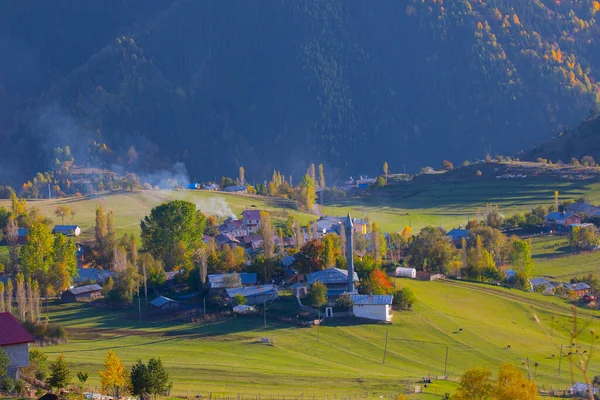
[
  {"x1": 242, "y1": 209, "x2": 262, "y2": 233},
  {"x1": 0, "y1": 312, "x2": 34, "y2": 378}
]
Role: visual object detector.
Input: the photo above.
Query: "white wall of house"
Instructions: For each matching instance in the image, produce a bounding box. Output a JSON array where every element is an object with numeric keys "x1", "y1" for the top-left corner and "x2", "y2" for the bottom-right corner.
[
  {"x1": 353, "y1": 304, "x2": 392, "y2": 322},
  {"x1": 1, "y1": 343, "x2": 29, "y2": 378}
]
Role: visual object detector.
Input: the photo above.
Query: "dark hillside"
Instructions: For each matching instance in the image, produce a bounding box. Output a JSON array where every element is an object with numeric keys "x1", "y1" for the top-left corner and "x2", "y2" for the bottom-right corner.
[{"x1": 2, "y1": 0, "x2": 600, "y2": 183}]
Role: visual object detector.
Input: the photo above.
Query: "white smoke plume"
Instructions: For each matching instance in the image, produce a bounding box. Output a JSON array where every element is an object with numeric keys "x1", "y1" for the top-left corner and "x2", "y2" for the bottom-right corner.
[
  {"x1": 195, "y1": 196, "x2": 236, "y2": 219},
  {"x1": 138, "y1": 162, "x2": 191, "y2": 189}
]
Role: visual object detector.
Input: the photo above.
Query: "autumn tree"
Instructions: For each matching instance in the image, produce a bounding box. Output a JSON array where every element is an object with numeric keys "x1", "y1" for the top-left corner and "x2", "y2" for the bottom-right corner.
[
  {"x1": 99, "y1": 350, "x2": 129, "y2": 398},
  {"x1": 258, "y1": 211, "x2": 274, "y2": 259},
  {"x1": 307, "y1": 281, "x2": 327, "y2": 308},
  {"x1": 440, "y1": 160, "x2": 454, "y2": 171},
  {"x1": 239, "y1": 166, "x2": 245, "y2": 186},
  {"x1": 318, "y1": 163, "x2": 326, "y2": 189},
  {"x1": 49, "y1": 233, "x2": 78, "y2": 292},
  {"x1": 54, "y1": 205, "x2": 73, "y2": 222},
  {"x1": 20, "y1": 222, "x2": 55, "y2": 286},
  {"x1": 407, "y1": 227, "x2": 457, "y2": 274},
  {"x1": 308, "y1": 163, "x2": 316, "y2": 182},
  {"x1": 6, "y1": 279, "x2": 13, "y2": 314},
  {"x1": 509, "y1": 238, "x2": 534, "y2": 284},
  {"x1": 15, "y1": 272, "x2": 25, "y2": 320},
  {"x1": 297, "y1": 174, "x2": 317, "y2": 212},
  {"x1": 362, "y1": 269, "x2": 394, "y2": 295},
  {"x1": 494, "y1": 363, "x2": 538, "y2": 400},
  {"x1": 0, "y1": 348, "x2": 9, "y2": 378},
  {"x1": 453, "y1": 367, "x2": 494, "y2": 400},
  {"x1": 383, "y1": 161, "x2": 389, "y2": 183},
  {"x1": 0, "y1": 282, "x2": 4, "y2": 313},
  {"x1": 6, "y1": 216, "x2": 19, "y2": 274},
  {"x1": 371, "y1": 222, "x2": 387, "y2": 263}
]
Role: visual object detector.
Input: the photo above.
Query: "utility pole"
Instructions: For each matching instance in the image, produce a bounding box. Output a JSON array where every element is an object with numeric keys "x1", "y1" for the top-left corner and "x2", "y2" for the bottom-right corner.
[
  {"x1": 263, "y1": 300, "x2": 266, "y2": 327},
  {"x1": 137, "y1": 285, "x2": 141, "y2": 322},
  {"x1": 443, "y1": 346, "x2": 449, "y2": 377},
  {"x1": 203, "y1": 297, "x2": 206, "y2": 320},
  {"x1": 526, "y1": 357, "x2": 531, "y2": 381},
  {"x1": 382, "y1": 331, "x2": 389, "y2": 364},
  {"x1": 317, "y1": 310, "x2": 320, "y2": 342},
  {"x1": 48, "y1": 184, "x2": 52, "y2": 200},
  {"x1": 558, "y1": 344, "x2": 563, "y2": 376}
]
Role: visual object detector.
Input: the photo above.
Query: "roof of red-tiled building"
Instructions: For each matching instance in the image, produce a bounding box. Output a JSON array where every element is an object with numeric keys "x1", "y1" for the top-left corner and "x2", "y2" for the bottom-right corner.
[{"x1": 0, "y1": 312, "x2": 34, "y2": 346}]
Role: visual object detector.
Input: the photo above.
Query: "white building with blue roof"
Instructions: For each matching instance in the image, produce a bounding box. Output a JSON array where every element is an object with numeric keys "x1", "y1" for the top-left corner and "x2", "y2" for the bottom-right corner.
[{"x1": 350, "y1": 294, "x2": 393, "y2": 322}]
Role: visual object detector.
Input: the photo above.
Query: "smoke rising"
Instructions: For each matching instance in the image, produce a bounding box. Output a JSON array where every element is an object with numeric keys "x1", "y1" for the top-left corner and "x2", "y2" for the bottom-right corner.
[{"x1": 194, "y1": 196, "x2": 236, "y2": 219}]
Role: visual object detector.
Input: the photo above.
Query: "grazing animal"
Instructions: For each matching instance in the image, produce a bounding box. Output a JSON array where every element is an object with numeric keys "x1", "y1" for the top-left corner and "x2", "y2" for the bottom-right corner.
[
  {"x1": 551, "y1": 354, "x2": 555, "y2": 359},
  {"x1": 458, "y1": 328, "x2": 463, "y2": 333},
  {"x1": 568, "y1": 352, "x2": 572, "y2": 356},
  {"x1": 506, "y1": 345, "x2": 511, "y2": 350},
  {"x1": 583, "y1": 350, "x2": 588, "y2": 354}
]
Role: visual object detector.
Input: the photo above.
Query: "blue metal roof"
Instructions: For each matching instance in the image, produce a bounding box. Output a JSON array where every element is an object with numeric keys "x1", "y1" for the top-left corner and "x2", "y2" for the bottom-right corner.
[
  {"x1": 350, "y1": 294, "x2": 393, "y2": 305},
  {"x1": 226, "y1": 284, "x2": 277, "y2": 298},
  {"x1": 150, "y1": 296, "x2": 178, "y2": 307},
  {"x1": 65, "y1": 284, "x2": 102, "y2": 296},
  {"x1": 208, "y1": 273, "x2": 257, "y2": 288},
  {"x1": 74, "y1": 268, "x2": 114, "y2": 284},
  {"x1": 447, "y1": 228, "x2": 468, "y2": 238},
  {"x1": 307, "y1": 268, "x2": 359, "y2": 285}
]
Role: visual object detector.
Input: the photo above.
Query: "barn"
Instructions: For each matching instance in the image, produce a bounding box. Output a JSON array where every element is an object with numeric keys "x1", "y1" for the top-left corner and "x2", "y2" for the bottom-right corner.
[
  {"x1": 150, "y1": 296, "x2": 180, "y2": 312},
  {"x1": 61, "y1": 284, "x2": 103, "y2": 303}
]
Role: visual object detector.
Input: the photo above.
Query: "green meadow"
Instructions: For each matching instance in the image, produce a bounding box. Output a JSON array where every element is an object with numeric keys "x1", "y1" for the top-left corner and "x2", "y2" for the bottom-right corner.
[{"x1": 40, "y1": 279, "x2": 599, "y2": 398}]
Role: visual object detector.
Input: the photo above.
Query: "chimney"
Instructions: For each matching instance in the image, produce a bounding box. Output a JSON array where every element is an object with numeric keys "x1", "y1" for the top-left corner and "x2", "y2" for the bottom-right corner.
[{"x1": 345, "y1": 213, "x2": 355, "y2": 293}]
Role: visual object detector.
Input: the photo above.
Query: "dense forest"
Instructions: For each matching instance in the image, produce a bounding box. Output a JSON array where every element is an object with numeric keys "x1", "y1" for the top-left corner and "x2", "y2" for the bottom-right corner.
[{"x1": 2, "y1": 0, "x2": 600, "y2": 184}]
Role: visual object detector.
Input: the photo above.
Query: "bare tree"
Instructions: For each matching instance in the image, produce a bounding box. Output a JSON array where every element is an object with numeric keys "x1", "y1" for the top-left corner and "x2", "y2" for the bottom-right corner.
[
  {"x1": 26, "y1": 276, "x2": 34, "y2": 322},
  {"x1": 15, "y1": 273, "x2": 26, "y2": 320},
  {"x1": 6, "y1": 216, "x2": 19, "y2": 275},
  {"x1": 259, "y1": 212, "x2": 275, "y2": 259},
  {"x1": 5, "y1": 279, "x2": 13, "y2": 315},
  {"x1": 113, "y1": 246, "x2": 128, "y2": 272}
]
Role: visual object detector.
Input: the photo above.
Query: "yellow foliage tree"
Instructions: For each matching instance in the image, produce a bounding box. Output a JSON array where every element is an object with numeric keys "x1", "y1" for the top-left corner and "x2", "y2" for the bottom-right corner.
[
  {"x1": 99, "y1": 350, "x2": 129, "y2": 397},
  {"x1": 494, "y1": 363, "x2": 538, "y2": 400},
  {"x1": 400, "y1": 226, "x2": 413, "y2": 240}
]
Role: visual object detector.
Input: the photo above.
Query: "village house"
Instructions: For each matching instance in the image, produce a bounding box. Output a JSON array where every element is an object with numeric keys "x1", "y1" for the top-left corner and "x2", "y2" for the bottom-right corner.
[
  {"x1": 290, "y1": 282, "x2": 308, "y2": 297},
  {"x1": 52, "y1": 225, "x2": 82, "y2": 236},
  {"x1": 530, "y1": 278, "x2": 557, "y2": 294},
  {"x1": 242, "y1": 209, "x2": 261, "y2": 233},
  {"x1": 214, "y1": 233, "x2": 241, "y2": 249},
  {"x1": 17, "y1": 228, "x2": 29, "y2": 244},
  {"x1": 201, "y1": 183, "x2": 219, "y2": 191},
  {"x1": 226, "y1": 284, "x2": 278, "y2": 305},
  {"x1": 566, "y1": 202, "x2": 600, "y2": 217},
  {"x1": 0, "y1": 312, "x2": 34, "y2": 378},
  {"x1": 446, "y1": 228, "x2": 468, "y2": 246},
  {"x1": 208, "y1": 273, "x2": 257, "y2": 291},
  {"x1": 350, "y1": 294, "x2": 393, "y2": 322},
  {"x1": 569, "y1": 382, "x2": 600, "y2": 397},
  {"x1": 544, "y1": 211, "x2": 582, "y2": 232},
  {"x1": 74, "y1": 267, "x2": 114, "y2": 284},
  {"x1": 564, "y1": 282, "x2": 592, "y2": 298},
  {"x1": 223, "y1": 185, "x2": 248, "y2": 194},
  {"x1": 307, "y1": 268, "x2": 359, "y2": 298},
  {"x1": 150, "y1": 296, "x2": 180, "y2": 312},
  {"x1": 61, "y1": 284, "x2": 103, "y2": 302}
]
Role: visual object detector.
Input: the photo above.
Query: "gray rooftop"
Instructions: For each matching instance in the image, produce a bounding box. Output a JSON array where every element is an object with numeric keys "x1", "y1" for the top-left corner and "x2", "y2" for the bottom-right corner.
[
  {"x1": 350, "y1": 294, "x2": 393, "y2": 305},
  {"x1": 65, "y1": 284, "x2": 102, "y2": 296}
]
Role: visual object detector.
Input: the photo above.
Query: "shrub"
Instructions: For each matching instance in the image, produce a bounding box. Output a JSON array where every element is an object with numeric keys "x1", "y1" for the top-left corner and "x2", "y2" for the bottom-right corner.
[
  {"x1": 233, "y1": 294, "x2": 247, "y2": 306},
  {"x1": 335, "y1": 294, "x2": 354, "y2": 311},
  {"x1": 307, "y1": 281, "x2": 327, "y2": 308},
  {"x1": 1, "y1": 377, "x2": 16, "y2": 393},
  {"x1": 394, "y1": 288, "x2": 416, "y2": 310}
]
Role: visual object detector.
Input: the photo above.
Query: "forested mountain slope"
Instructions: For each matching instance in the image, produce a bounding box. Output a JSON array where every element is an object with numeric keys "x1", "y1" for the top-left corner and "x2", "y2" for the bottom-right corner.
[{"x1": 2, "y1": 0, "x2": 600, "y2": 183}]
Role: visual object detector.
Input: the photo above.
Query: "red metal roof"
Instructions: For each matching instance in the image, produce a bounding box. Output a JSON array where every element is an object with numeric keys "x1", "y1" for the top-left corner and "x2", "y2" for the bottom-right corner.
[{"x1": 0, "y1": 312, "x2": 34, "y2": 346}]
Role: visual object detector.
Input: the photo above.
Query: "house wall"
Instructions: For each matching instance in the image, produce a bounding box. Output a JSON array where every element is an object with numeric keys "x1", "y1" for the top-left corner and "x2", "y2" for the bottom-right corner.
[
  {"x1": 566, "y1": 216, "x2": 582, "y2": 226},
  {"x1": 352, "y1": 304, "x2": 392, "y2": 322},
  {"x1": 158, "y1": 302, "x2": 179, "y2": 312},
  {"x1": 1, "y1": 343, "x2": 29, "y2": 376}
]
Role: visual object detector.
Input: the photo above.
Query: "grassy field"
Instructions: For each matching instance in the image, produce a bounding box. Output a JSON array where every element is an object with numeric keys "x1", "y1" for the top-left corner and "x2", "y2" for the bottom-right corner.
[
  {"x1": 0, "y1": 190, "x2": 315, "y2": 239},
  {"x1": 6, "y1": 176, "x2": 600, "y2": 238},
  {"x1": 530, "y1": 236, "x2": 600, "y2": 281},
  {"x1": 39, "y1": 279, "x2": 599, "y2": 398},
  {"x1": 323, "y1": 177, "x2": 600, "y2": 232}
]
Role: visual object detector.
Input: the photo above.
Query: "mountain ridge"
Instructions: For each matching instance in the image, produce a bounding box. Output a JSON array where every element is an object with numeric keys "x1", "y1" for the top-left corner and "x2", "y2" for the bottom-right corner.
[{"x1": 2, "y1": 0, "x2": 600, "y2": 184}]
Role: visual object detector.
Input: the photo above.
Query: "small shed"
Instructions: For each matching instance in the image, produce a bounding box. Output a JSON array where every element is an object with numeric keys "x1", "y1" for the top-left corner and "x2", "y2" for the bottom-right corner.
[
  {"x1": 290, "y1": 283, "x2": 308, "y2": 297},
  {"x1": 149, "y1": 296, "x2": 180, "y2": 312},
  {"x1": 61, "y1": 284, "x2": 103, "y2": 303},
  {"x1": 233, "y1": 305, "x2": 256, "y2": 314},
  {"x1": 226, "y1": 285, "x2": 278, "y2": 306},
  {"x1": 394, "y1": 267, "x2": 416, "y2": 279},
  {"x1": 564, "y1": 282, "x2": 592, "y2": 298},
  {"x1": 350, "y1": 294, "x2": 393, "y2": 322},
  {"x1": 52, "y1": 225, "x2": 81, "y2": 237}
]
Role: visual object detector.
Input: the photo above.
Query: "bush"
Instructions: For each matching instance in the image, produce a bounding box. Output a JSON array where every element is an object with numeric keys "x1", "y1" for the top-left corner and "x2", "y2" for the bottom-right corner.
[
  {"x1": 335, "y1": 294, "x2": 354, "y2": 311},
  {"x1": 1, "y1": 377, "x2": 16, "y2": 393},
  {"x1": 233, "y1": 294, "x2": 247, "y2": 306},
  {"x1": 307, "y1": 281, "x2": 327, "y2": 308},
  {"x1": 394, "y1": 288, "x2": 416, "y2": 310}
]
